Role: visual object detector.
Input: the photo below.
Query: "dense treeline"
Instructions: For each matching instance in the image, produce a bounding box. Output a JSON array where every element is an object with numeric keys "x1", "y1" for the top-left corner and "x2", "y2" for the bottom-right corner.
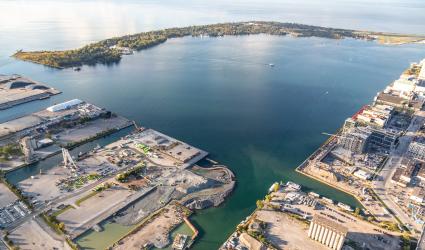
[{"x1": 12, "y1": 21, "x2": 401, "y2": 68}]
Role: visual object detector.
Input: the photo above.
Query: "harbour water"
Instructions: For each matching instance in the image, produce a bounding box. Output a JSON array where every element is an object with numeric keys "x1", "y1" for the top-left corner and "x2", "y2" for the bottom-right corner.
[{"x1": 1, "y1": 1, "x2": 425, "y2": 249}]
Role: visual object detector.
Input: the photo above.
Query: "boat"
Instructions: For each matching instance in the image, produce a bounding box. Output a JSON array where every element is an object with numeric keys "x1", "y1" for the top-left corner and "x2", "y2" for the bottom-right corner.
[{"x1": 268, "y1": 63, "x2": 275, "y2": 67}]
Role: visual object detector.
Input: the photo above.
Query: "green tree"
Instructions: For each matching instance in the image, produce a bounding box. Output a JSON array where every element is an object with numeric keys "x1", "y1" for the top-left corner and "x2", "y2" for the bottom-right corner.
[
  {"x1": 354, "y1": 207, "x2": 360, "y2": 216},
  {"x1": 58, "y1": 222, "x2": 65, "y2": 232},
  {"x1": 273, "y1": 183, "x2": 280, "y2": 192},
  {"x1": 256, "y1": 200, "x2": 264, "y2": 209}
]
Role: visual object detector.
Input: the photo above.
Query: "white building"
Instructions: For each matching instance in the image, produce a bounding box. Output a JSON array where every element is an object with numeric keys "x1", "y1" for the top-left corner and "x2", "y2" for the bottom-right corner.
[
  {"x1": 410, "y1": 187, "x2": 425, "y2": 204},
  {"x1": 46, "y1": 99, "x2": 83, "y2": 112},
  {"x1": 392, "y1": 78, "x2": 417, "y2": 94},
  {"x1": 308, "y1": 215, "x2": 347, "y2": 250},
  {"x1": 419, "y1": 59, "x2": 425, "y2": 82},
  {"x1": 353, "y1": 169, "x2": 372, "y2": 180}
]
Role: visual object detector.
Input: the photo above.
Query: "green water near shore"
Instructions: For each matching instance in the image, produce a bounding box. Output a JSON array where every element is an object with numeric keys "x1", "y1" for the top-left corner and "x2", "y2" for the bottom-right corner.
[{"x1": 76, "y1": 220, "x2": 134, "y2": 250}]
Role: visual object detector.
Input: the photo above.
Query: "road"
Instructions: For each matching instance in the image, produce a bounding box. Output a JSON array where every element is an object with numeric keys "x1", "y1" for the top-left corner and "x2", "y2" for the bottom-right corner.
[
  {"x1": 3, "y1": 160, "x2": 139, "y2": 233},
  {"x1": 372, "y1": 111, "x2": 425, "y2": 234}
]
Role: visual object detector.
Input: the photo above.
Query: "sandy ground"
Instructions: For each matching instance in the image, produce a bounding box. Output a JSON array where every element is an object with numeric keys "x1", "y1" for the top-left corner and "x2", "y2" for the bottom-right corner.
[
  {"x1": 56, "y1": 116, "x2": 130, "y2": 145},
  {"x1": 113, "y1": 204, "x2": 187, "y2": 249},
  {"x1": 9, "y1": 218, "x2": 69, "y2": 250},
  {"x1": 0, "y1": 183, "x2": 17, "y2": 207},
  {"x1": 114, "y1": 186, "x2": 177, "y2": 226},
  {"x1": 271, "y1": 192, "x2": 401, "y2": 250},
  {"x1": 256, "y1": 210, "x2": 329, "y2": 250},
  {"x1": 57, "y1": 186, "x2": 133, "y2": 238},
  {"x1": 19, "y1": 166, "x2": 71, "y2": 202}
]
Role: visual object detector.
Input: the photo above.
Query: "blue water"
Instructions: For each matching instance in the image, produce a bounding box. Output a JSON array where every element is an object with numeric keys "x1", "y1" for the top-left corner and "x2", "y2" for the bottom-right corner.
[{"x1": 1, "y1": 1, "x2": 425, "y2": 249}]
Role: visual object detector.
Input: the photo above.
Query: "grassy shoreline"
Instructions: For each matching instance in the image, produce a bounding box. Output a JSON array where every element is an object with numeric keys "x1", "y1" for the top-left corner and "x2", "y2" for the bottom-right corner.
[{"x1": 13, "y1": 21, "x2": 425, "y2": 69}]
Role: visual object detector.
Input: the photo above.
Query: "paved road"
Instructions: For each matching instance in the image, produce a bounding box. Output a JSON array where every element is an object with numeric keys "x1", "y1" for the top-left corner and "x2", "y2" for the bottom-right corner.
[
  {"x1": 372, "y1": 111, "x2": 425, "y2": 234},
  {"x1": 3, "y1": 160, "x2": 138, "y2": 233}
]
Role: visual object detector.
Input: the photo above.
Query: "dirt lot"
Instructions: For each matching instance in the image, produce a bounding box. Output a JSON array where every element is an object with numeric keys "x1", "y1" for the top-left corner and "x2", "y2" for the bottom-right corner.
[
  {"x1": 18, "y1": 166, "x2": 71, "y2": 202},
  {"x1": 280, "y1": 196, "x2": 402, "y2": 250},
  {"x1": 0, "y1": 183, "x2": 17, "y2": 207},
  {"x1": 55, "y1": 116, "x2": 131, "y2": 145},
  {"x1": 256, "y1": 210, "x2": 329, "y2": 250},
  {"x1": 9, "y1": 218, "x2": 69, "y2": 250},
  {"x1": 113, "y1": 203, "x2": 188, "y2": 249},
  {"x1": 57, "y1": 186, "x2": 133, "y2": 238}
]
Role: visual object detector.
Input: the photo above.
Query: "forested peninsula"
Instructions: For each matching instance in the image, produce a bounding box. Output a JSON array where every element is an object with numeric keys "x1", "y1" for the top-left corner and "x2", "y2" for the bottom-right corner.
[{"x1": 12, "y1": 21, "x2": 425, "y2": 69}]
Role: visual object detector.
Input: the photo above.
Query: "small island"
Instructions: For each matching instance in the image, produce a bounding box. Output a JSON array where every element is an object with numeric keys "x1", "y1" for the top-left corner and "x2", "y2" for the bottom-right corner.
[{"x1": 13, "y1": 21, "x2": 425, "y2": 69}]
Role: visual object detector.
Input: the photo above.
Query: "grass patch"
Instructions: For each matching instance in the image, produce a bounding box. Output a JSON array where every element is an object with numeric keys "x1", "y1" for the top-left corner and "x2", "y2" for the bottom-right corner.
[
  {"x1": 41, "y1": 213, "x2": 65, "y2": 235},
  {"x1": 75, "y1": 191, "x2": 99, "y2": 206},
  {"x1": 52, "y1": 205, "x2": 74, "y2": 217},
  {"x1": 75, "y1": 182, "x2": 112, "y2": 206}
]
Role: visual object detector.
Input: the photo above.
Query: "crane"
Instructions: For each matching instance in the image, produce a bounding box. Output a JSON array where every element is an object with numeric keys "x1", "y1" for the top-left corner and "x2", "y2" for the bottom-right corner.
[
  {"x1": 62, "y1": 148, "x2": 79, "y2": 171},
  {"x1": 321, "y1": 132, "x2": 350, "y2": 139}
]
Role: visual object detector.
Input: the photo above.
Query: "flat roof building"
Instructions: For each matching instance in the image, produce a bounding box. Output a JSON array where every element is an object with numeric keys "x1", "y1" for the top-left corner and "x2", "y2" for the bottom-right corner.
[
  {"x1": 355, "y1": 104, "x2": 394, "y2": 128},
  {"x1": 391, "y1": 168, "x2": 409, "y2": 187},
  {"x1": 408, "y1": 138, "x2": 425, "y2": 162},
  {"x1": 400, "y1": 158, "x2": 416, "y2": 184},
  {"x1": 46, "y1": 99, "x2": 83, "y2": 112},
  {"x1": 410, "y1": 187, "x2": 425, "y2": 204}
]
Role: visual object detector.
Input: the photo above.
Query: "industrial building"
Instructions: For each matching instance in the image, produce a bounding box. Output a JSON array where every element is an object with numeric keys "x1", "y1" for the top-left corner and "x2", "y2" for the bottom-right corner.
[
  {"x1": 0, "y1": 99, "x2": 105, "y2": 143},
  {"x1": 19, "y1": 136, "x2": 35, "y2": 163},
  {"x1": 46, "y1": 99, "x2": 83, "y2": 112},
  {"x1": 307, "y1": 215, "x2": 347, "y2": 250}
]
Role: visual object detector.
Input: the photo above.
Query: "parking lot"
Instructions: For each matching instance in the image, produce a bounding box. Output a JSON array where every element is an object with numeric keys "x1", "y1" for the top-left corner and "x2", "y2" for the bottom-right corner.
[
  {"x1": 0, "y1": 183, "x2": 18, "y2": 207},
  {"x1": 0, "y1": 200, "x2": 30, "y2": 229},
  {"x1": 8, "y1": 218, "x2": 68, "y2": 250}
]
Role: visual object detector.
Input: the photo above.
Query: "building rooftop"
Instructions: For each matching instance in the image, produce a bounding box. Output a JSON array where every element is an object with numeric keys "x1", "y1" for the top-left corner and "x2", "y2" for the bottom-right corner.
[
  {"x1": 376, "y1": 92, "x2": 407, "y2": 105},
  {"x1": 312, "y1": 215, "x2": 348, "y2": 235},
  {"x1": 391, "y1": 168, "x2": 408, "y2": 186},
  {"x1": 411, "y1": 187, "x2": 425, "y2": 199}
]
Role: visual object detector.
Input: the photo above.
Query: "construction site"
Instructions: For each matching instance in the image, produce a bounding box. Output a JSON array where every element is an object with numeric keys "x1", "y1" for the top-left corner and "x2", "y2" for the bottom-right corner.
[
  {"x1": 6, "y1": 126, "x2": 234, "y2": 249},
  {"x1": 221, "y1": 182, "x2": 403, "y2": 250},
  {"x1": 0, "y1": 71, "x2": 235, "y2": 249}
]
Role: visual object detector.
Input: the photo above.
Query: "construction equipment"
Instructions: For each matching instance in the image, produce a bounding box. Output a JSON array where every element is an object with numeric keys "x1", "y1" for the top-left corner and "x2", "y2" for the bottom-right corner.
[
  {"x1": 133, "y1": 121, "x2": 144, "y2": 131},
  {"x1": 62, "y1": 148, "x2": 78, "y2": 171}
]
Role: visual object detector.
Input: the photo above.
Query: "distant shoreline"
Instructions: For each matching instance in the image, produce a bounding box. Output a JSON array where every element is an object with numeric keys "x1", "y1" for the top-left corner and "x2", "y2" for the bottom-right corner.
[{"x1": 12, "y1": 21, "x2": 425, "y2": 69}]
